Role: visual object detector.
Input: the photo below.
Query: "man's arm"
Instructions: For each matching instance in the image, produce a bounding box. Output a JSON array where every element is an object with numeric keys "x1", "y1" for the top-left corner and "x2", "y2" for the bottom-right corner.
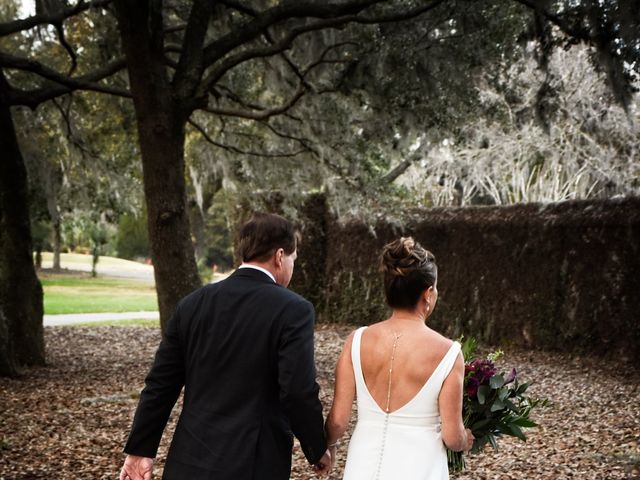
[
  {"x1": 123, "y1": 304, "x2": 186, "y2": 458},
  {"x1": 277, "y1": 298, "x2": 326, "y2": 465}
]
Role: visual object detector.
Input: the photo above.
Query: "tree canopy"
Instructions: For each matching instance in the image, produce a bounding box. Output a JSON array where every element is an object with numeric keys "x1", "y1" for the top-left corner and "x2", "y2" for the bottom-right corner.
[{"x1": 0, "y1": 0, "x2": 638, "y2": 375}]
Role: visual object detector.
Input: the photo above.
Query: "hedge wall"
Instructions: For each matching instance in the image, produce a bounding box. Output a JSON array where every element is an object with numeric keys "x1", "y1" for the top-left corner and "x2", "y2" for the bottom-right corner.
[{"x1": 289, "y1": 196, "x2": 640, "y2": 361}]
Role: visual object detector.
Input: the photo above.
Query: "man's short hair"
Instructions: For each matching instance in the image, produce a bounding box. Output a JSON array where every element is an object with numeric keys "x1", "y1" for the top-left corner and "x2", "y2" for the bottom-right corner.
[{"x1": 237, "y1": 213, "x2": 299, "y2": 262}]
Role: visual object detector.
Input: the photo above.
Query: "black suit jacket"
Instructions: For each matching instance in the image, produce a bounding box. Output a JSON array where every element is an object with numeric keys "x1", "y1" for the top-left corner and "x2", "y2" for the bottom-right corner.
[{"x1": 124, "y1": 268, "x2": 326, "y2": 480}]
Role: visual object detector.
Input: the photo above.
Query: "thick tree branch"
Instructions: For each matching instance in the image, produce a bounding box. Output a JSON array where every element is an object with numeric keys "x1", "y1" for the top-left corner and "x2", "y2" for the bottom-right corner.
[
  {"x1": 349, "y1": 0, "x2": 446, "y2": 25},
  {"x1": 381, "y1": 154, "x2": 421, "y2": 184},
  {"x1": 202, "y1": 0, "x2": 383, "y2": 67},
  {"x1": 199, "y1": 16, "x2": 356, "y2": 95},
  {"x1": 0, "y1": 51, "x2": 129, "y2": 97},
  {"x1": 0, "y1": 0, "x2": 113, "y2": 37},
  {"x1": 188, "y1": 118, "x2": 307, "y2": 158},
  {"x1": 3, "y1": 56, "x2": 129, "y2": 107},
  {"x1": 164, "y1": 23, "x2": 187, "y2": 34},
  {"x1": 173, "y1": 0, "x2": 215, "y2": 99},
  {"x1": 514, "y1": 0, "x2": 591, "y2": 41},
  {"x1": 219, "y1": 0, "x2": 259, "y2": 18},
  {"x1": 198, "y1": 0, "x2": 444, "y2": 97}
]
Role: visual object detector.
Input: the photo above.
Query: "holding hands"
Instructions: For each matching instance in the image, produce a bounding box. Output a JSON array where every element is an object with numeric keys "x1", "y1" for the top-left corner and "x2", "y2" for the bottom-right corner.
[{"x1": 313, "y1": 447, "x2": 334, "y2": 476}]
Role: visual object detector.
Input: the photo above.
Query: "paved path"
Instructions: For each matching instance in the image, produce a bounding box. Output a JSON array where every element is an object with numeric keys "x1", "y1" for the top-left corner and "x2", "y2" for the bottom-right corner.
[
  {"x1": 40, "y1": 257, "x2": 155, "y2": 282},
  {"x1": 44, "y1": 311, "x2": 159, "y2": 326}
]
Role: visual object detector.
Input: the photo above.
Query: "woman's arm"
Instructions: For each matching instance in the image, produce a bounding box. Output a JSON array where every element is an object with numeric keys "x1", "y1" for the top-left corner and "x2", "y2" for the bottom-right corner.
[
  {"x1": 439, "y1": 351, "x2": 474, "y2": 452},
  {"x1": 325, "y1": 331, "x2": 357, "y2": 452}
]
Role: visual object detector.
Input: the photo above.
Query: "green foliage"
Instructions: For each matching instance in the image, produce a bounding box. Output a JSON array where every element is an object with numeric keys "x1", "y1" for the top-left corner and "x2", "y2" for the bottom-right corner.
[
  {"x1": 30, "y1": 220, "x2": 51, "y2": 251},
  {"x1": 448, "y1": 338, "x2": 551, "y2": 472},
  {"x1": 116, "y1": 212, "x2": 149, "y2": 260},
  {"x1": 204, "y1": 219, "x2": 234, "y2": 272}
]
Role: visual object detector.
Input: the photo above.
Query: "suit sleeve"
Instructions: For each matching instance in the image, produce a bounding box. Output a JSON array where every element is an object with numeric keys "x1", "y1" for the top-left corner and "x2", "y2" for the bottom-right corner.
[
  {"x1": 277, "y1": 298, "x2": 326, "y2": 464},
  {"x1": 124, "y1": 303, "x2": 185, "y2": 458}
]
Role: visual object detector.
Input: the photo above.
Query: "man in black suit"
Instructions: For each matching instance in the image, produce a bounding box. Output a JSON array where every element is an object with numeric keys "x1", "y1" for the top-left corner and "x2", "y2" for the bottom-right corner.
[{"x1": 120, "y1": 213, "x2": 330, "y2": 480}]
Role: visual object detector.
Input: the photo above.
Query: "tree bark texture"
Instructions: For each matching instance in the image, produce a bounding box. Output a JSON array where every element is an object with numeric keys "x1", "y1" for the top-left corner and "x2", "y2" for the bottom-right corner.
[
  {"x1": 115, "y1": 0, "x2": 201, "y2": 331},
  {"x1": 44, "y1": 160, "x2": 62, "y2": 270},
  {"x1": 52, "y1": 217, "x2": 61, "y2": 271},
  {"x1": 0, "y1": 77, "x2": 45, "y2": 377},
  {"x1": 188, "y1": 197, "x2": 207, "y2": 263}
]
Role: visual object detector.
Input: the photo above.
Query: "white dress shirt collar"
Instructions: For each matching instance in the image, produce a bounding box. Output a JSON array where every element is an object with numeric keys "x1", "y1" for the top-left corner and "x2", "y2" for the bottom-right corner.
[{"x1": 238, "y1": 263, "x2": 276, "y2": 283}]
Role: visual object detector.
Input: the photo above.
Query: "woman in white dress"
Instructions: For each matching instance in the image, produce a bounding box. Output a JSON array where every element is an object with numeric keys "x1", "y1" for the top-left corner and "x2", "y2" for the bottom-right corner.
[{"x1": 325, "y1": 237, "x2": 473, "y2": 480}]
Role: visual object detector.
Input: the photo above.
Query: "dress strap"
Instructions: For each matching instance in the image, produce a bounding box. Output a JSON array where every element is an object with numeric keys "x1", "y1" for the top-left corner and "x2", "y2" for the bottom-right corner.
[
  {"x1": 350, "y1": 327, "x2": 368, "y2": 391},
  {"x1": 436, "y1": 341, "x2": 462, "y2": 383}
]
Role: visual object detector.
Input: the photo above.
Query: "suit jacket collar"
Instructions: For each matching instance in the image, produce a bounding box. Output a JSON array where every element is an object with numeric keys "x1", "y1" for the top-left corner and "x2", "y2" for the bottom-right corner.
[{"x1": 231, "y1": 267, "x2": 279, "y2": 284}]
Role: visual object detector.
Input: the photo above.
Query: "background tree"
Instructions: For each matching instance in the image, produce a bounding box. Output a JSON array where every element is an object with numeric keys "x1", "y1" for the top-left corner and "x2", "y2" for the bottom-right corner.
[
  {"x1": 393, "y1": 45, "x2": 639, "y2": 206},
  {"x1": 110, "y1": 0, "x2": 513, "y2": 329},
  {"x1": 0, "y1": 0, "x2": 638, "y2": 376},
  {"x1": 0, "y1": 0, "x2": 128, "y2": 376}
]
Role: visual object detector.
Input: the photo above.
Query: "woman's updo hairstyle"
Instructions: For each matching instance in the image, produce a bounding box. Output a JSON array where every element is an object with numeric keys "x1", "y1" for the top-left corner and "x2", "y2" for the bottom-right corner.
[{"x1": 381, "y1": 237, "x2": 437, "y2": 309}]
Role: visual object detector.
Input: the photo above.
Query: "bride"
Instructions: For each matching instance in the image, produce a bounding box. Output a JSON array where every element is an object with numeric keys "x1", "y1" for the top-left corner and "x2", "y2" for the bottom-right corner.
[{"x1": 325, "y1": 237, "x2": 473, "y2": 479}]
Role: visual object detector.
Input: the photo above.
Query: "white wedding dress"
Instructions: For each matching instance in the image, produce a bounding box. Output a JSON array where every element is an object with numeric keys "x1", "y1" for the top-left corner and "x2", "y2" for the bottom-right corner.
[{"x1": 343, "y1": 327, "x2": 461, "y2": 480}]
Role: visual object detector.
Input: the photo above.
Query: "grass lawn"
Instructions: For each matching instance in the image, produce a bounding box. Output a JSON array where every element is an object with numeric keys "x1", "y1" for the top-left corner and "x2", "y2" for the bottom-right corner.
[{"x1": 41, "y1": 274, "x2": 158, "y2": 315}]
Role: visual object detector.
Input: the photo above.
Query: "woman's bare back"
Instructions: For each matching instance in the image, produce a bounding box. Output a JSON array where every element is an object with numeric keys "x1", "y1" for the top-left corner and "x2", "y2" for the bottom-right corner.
[{"x1": 359, "y1": 321, "x2": 454, "y2": 414}]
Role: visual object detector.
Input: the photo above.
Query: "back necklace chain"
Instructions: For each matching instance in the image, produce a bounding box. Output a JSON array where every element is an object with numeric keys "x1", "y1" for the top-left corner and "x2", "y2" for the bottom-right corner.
[{"x1": 385, "y1": 331, "x2": 402, "y2": 413}]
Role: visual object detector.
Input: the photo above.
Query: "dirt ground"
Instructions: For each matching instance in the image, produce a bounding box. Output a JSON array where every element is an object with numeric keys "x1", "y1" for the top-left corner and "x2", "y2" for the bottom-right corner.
[{"x1": 1, "y1": 325, "x2": 638, "y2": 479}]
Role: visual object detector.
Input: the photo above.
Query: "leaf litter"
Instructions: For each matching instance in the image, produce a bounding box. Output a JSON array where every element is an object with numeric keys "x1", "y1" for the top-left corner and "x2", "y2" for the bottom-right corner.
[{"x1": 0, "y1": 325, "x2": 638, "y2": 479}]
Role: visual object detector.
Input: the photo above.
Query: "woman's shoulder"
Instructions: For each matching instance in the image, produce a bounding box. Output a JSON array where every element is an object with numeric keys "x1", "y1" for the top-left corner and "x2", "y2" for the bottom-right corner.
[
  {"x1": 428, "y1": 328, "x2": 456, "y2": 346},
  {"x1": 422, "y1": 329, "x2": 461, "y2": 359}
]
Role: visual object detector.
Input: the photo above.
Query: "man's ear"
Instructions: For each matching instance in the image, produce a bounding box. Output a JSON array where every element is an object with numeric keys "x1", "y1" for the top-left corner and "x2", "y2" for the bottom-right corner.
[{"x1": 275, "y1": 248, "x2": 284, "y2": 267}]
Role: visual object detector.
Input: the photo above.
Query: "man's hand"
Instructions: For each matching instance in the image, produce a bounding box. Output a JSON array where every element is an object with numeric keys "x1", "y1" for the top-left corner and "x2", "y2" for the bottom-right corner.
[
  {"x1": 119, "y1": 454, "x2": 153, "y2": 480},
  {"x1": 312, "y1": 449, "x2": 332, "y2": 476}
]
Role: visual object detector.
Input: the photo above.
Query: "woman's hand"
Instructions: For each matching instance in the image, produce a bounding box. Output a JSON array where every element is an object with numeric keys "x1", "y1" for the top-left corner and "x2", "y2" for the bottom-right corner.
[
  {"x1": 463, "y1": 428, "x2": 475, "y2": 452},
  {"x1": 313, "y1": 449, "x2": 333, "y2": 476}
]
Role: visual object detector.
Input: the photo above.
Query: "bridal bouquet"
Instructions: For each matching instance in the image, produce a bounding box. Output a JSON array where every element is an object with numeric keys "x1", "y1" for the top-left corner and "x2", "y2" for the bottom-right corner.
[{"x1": 447, "y1": 337, "x2": 549, "y2": 472}]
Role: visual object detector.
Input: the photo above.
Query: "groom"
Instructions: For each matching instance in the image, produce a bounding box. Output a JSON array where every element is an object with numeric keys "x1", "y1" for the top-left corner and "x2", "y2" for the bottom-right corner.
[{"x1": 120, "y1": 213, "x2": 330, "y2": 480}]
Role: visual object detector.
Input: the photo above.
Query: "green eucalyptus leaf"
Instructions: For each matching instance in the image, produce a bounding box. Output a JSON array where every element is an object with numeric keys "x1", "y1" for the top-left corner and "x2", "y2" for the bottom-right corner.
[
  {"x1": 477, "y1": 385, "x2": 491, "y2": 405},
  {"x1": 490, "y1": 398, "x2": 506, "y2": 412},
  {"x1": 490, "y1": 375, "x2": 505, "y2": 389},
  {"x1": 504, "y1": 399, "x2": 518, "y2": 411}
]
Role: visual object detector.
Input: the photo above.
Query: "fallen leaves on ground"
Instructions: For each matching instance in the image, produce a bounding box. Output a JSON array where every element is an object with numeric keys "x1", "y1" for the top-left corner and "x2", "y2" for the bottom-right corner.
[{"x1": 0, "y1": 325, "x2": 638, "y2": 479}]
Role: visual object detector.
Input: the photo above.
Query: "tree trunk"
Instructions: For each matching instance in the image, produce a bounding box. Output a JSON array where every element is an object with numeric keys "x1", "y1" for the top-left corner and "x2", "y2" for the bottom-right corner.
[
  {"x1": 115, "y1": 0, "x2": 201, "y2": 331},
  {"x1": 44, "y1": 160, "x2": 62, "y2": 271},
  {"x1": 188, "y1": 196, "x2": 207, "y2": 263},
  {"x1": 52, "y1": 216, "x2": 61, "y2": 271},
  {"x1": 35, "y1": 248, "x2": 42, "y2": 269},
  {"x1": 0, "y1": 76, "x2": 45, "y2": 377}
]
